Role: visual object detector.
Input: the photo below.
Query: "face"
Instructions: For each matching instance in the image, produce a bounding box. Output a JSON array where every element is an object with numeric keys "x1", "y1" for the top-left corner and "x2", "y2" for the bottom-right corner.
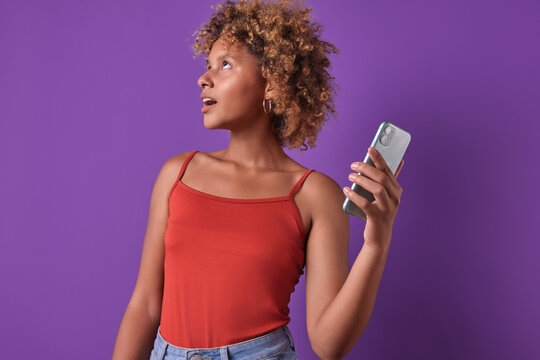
[{"x1": 197, "y1": 36, "x2": 269, "y2": 130}]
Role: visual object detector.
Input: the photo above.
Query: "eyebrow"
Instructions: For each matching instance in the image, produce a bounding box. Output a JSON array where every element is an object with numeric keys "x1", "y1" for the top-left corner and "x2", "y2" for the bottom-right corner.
[{"x1": 205, "y1": 54, "x2": 235, "y2": 67}]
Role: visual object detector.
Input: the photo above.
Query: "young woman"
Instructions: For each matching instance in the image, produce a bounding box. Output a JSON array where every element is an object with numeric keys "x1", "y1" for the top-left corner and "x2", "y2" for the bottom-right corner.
[{"x1": 112, "y1": 0, "x2": 405, "y2": 359}]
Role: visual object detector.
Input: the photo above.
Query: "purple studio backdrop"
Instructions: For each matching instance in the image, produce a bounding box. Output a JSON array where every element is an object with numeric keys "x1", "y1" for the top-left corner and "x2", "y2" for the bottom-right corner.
[{"x1": 1, "y1": 0, "x2": 539, "y2": 359}]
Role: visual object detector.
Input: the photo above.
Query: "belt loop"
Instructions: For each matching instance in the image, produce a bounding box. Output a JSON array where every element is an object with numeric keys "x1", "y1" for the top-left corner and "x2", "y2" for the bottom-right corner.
[
  {"x1": 158, "y1": 343, "x2": 168, "y2": 360},
  {"x1": 283, "y1": 326, "x2": 296, "y2": 351},
  {"x1": 155, "y1": 326, "x2": 168, "y2": 360},
  {"x1": 220, "y1": 346, "x2": 229, "y2": 360}
]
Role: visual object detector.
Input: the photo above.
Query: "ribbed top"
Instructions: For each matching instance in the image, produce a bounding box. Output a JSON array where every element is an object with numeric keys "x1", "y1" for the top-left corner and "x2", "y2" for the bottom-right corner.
[{"x1": 159, "y1": 150, "x2": 314, "y2": 348}]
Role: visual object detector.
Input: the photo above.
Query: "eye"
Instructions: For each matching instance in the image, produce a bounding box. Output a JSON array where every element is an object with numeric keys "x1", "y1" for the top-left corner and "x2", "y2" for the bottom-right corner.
[{"x1": 205, "y1": 61, "x2": 231, "y2": 71}]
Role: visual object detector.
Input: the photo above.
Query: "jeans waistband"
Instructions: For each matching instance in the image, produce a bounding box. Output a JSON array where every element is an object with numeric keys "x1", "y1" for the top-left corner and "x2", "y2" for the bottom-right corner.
[{"x1": 151, "y1": 325, "x2": 296, "y2": 360}]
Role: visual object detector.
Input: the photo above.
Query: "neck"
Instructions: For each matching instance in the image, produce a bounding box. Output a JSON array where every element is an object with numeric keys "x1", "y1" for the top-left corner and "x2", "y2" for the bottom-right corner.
[{"x1": 221, "y1": 124, "x2": 287, "y2": 171}]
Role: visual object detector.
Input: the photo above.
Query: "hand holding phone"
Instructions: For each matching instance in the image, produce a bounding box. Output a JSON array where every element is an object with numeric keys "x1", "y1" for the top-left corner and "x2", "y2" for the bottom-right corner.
[{"x1": 342, "y1": 121, "x2": 411, "y2": 220}]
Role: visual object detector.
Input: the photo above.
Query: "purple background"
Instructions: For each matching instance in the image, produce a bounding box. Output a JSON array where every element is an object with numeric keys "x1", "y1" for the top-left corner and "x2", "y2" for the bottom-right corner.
[{"x1": 1, "y1": 0, "x2": 538, "y2": 359}]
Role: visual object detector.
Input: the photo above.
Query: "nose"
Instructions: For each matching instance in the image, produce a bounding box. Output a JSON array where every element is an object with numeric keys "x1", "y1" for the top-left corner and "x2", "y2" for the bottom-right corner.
[{"x1": 197, "y1": 71, "x2": 213, "y2": 89}]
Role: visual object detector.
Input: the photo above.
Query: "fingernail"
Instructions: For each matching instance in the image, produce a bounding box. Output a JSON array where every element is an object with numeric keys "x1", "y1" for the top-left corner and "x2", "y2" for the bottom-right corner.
[
  {"x1": 369, "y1": 147, "x2": 378, "y2": 156},
  {"x1": 343, "y1": 187, "x2": 350, "y2": 193}
]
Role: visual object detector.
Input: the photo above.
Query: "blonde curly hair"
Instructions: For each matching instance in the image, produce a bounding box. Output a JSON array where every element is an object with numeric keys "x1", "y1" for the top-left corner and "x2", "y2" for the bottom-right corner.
[{"x1": 191, "y1": 0, "x2": 340, "y2": 152}]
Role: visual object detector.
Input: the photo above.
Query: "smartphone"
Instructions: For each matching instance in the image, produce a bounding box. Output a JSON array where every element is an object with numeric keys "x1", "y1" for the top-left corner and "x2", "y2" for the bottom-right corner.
[{"x1": 342, "y1": 121, "x2": 411, "y2": 220}]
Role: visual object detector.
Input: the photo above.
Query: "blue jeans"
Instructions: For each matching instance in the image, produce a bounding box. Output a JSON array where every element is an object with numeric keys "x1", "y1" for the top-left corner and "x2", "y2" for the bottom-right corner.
[{"x1": 149, "y1": 325, "x2": 298, "y2": 360}]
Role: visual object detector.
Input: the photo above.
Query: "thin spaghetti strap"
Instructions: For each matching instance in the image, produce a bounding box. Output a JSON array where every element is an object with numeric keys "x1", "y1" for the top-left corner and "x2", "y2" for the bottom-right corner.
[
  {"x1": 177, "y1": 150, "x2": 198, "y2": 182},
  {"x1": 289, "y1": 169, "x2": 315, "y2": 197},
  {"x1": 168, "y1": 150, "x2": 198, "y2": 201}
]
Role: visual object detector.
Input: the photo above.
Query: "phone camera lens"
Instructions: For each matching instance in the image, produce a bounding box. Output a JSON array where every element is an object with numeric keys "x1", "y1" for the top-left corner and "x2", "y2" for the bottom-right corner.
[
  {"x1": 384, "y1": 125, "x2": 396, "y2": 135},
  {"x1": 380, "y1": 125, "x2": 394, "y2": 146}
]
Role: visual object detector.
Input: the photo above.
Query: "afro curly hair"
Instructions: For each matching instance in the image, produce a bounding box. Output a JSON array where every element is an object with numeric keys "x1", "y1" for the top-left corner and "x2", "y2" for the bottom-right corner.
[{"x1": 191, "y1": 0, "x2": 340, "y2": 152}]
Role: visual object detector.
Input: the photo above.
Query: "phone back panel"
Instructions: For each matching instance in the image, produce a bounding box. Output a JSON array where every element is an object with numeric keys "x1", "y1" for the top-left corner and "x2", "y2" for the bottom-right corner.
[{"x1": 342, "y1": 122, "x2": 411, "y2": 219}]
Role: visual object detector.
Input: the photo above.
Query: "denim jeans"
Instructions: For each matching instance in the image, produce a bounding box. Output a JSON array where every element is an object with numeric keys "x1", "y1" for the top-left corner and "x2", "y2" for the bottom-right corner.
[{"x1": 149, "y1": 325, "x2": 298, "y2": 360}]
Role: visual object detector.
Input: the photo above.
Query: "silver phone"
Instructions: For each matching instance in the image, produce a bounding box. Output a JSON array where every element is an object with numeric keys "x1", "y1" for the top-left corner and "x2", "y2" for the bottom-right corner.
[{"x1": 342, "y1": 121, "x2": 411, "y2": 220}]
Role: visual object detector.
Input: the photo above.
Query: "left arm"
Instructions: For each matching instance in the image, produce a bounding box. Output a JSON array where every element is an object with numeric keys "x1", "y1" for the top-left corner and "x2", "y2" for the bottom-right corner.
[
  {"x1": 305, "y1": 148, "x2": 404, "y2": 360},
  {"x1": 310, "y1": 238, "x2": 389, "y2": 360}
]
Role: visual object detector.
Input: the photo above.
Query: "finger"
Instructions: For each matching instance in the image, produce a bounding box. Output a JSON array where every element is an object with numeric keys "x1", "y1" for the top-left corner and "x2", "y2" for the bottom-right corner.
[
  {"x1": 350, "y1": 161, "x2": 387, "y2": 189},
  {"x1": 348, "y1": 172, "x2": 391, "y2": 207},
  {"x1": 395, "y1": 159, "x2": 404, "y2": 179},
  {"x1": 344, "y1": 185, "x2": 373, "y2": 215},
  {"x1": 368, "y1": 147, "x2": 390, "y2": 173},
  {"x1": 382, "y1": 158, "x2": 402, "y2": 190},
  {"x1": 355, "y1": 149, "x2": 400, "y2": 202},
  {"x1": 380, "y1": 159, "x2": 402, "y2": 204},
  {"x1": 350, "y1": 162, "x2": 395, "y2": 204}
]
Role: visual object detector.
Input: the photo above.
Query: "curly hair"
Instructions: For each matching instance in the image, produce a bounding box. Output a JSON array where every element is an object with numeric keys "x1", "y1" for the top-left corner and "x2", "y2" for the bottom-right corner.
[{"x1": 191, "y1": 0, "x2": 340, "y2": 152}]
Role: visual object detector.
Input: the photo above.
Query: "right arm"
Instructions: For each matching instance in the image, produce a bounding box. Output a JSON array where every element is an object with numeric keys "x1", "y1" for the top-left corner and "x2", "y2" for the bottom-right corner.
[{"x1": 112, "y1": 152, "x2": 189, "y2": 360}]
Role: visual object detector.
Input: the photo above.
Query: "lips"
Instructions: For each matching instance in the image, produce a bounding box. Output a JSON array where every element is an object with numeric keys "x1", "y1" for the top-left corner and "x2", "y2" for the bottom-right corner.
[
  {"x1": 201, "y1": 94, "x2": 218, "y2": 113},
  {"x1": 201, "y1": 99, "x2": 217, "y2": 113},
  {"x1": 201, "y1": 93, "x2": 217, "y2": 103}
]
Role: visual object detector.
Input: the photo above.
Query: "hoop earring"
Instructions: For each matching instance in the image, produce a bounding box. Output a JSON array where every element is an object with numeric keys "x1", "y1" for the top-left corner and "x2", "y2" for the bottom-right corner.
[{"x1": 263, "y1": 98, "x2": 273, "y2": 114}]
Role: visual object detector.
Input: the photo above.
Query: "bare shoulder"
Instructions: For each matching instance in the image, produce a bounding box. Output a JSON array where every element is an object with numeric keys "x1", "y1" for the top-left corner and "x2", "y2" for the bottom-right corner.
[
  {"x1": 147, "y1": 151, "x2": 194, "y2": 204},
  {"x1": 162, "y1": 151, "x2": 192, "y2": 172},
  {"x1": 303, "y1": 170, "x2": 343, "y2": 195},
  {"x1": 301, "y1": 170, "x2": 347, "y2": 219}
]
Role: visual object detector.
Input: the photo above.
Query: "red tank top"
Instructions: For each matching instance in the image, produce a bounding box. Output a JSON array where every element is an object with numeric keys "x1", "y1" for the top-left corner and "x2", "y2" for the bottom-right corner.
[{"x1": 159, "y1": 150, "x2": 315, "y2": 348}]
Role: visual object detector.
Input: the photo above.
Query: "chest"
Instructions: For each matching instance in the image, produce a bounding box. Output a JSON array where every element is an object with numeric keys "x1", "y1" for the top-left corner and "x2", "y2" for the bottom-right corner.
[{"x1": 180, "y1": 169, "x2": 312, "y2": 235}]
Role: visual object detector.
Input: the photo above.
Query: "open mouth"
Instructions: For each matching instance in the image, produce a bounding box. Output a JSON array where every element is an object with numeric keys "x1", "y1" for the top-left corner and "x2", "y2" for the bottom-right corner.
[
  {"x1": 202, "y1": 97, "x2": 218, "y2": 113},
  {"x1": 202, "y1": 98, "x2": 217, "y2": 106},
  {"x1": 202, "y1": 98, "x2": 217, "y2": 112},
  {"x1": 201, "y1": 99, "x2": 217, "y2": 113}
]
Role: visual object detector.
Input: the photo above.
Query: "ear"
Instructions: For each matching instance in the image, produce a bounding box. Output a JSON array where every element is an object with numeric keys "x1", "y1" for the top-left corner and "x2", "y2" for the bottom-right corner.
[{"x1": 264, "y1": 78, "x2": 275, "y2": 99}]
